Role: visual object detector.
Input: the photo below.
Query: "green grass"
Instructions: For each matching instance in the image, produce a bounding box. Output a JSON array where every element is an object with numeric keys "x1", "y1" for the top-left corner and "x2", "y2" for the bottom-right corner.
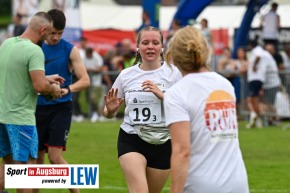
[
  {"x1": 5, "y1": 120, "x2": 290, "y2": 193},
  {"x1": 239, "y1": 121, "x2": 290, "y2": 192}
]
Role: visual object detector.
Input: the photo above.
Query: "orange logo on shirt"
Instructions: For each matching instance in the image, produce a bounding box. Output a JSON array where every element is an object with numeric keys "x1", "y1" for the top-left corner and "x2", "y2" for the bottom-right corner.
[{"x1": 204, "y1": 90, "x2": 237, "y2": 131}]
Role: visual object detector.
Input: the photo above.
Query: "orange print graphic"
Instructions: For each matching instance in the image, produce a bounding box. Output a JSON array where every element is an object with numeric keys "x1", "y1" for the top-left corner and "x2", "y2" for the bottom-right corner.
[{"x1": 204, "y1": 90, "x2": 237, "y2": 132}]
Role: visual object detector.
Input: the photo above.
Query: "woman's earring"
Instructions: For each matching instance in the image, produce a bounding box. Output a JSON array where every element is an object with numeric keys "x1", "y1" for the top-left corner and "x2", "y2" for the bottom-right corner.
[
  {"x1": 136, "y1": 48, "x2": 139, "y2": 52},
  {"x1": 161, "y1": 48, "x2": 164, "y2": 53}
]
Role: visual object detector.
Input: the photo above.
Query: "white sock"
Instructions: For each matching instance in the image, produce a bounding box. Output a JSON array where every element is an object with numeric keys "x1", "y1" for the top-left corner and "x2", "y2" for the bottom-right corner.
[{"x1": 250, "y1": 111, "x2": 257, "y2": 119}]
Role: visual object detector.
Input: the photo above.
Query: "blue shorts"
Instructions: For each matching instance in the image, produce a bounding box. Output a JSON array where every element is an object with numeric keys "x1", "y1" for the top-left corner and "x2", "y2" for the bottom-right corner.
[{"x1": 0, "y1": 123, "x2": 38, "y2": 162}]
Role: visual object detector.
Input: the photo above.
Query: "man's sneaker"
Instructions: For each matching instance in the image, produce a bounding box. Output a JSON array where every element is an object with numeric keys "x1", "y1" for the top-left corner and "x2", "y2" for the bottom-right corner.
[
  {"x1": 255, "y1": 117, "x2": 263, "y2": 128},
  {"x1": 90, "y1": 112, "x2": 99, "y2": 123},
  {"x1": 99, "y1": 116, "x2": 108, "y2": 122},
  {"x1": 75, "y1": 115, "x2": 84, "y2": 122},
  {"x1": 269, "y1": 120, "x2": 281, "y2": 126},
  {"x1": 246, "y1": 114, "x2": 257, "y2": 129}
]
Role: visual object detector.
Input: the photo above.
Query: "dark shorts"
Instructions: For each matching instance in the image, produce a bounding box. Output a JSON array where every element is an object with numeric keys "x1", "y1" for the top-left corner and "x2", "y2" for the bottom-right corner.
[
  {"x1": 248, "y1": 80, "x2": 263, "y2": 97},
  {"x1": 36, "y1": 102, "x2": 73, "y2": 151},
  {"x1": 118, "y1": 129, "x2": 171, "y2": 170}
]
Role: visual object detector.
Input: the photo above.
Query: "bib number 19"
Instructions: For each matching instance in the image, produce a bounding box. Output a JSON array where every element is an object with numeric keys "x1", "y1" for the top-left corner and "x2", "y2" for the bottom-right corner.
[{"x1": 131, "y1": 107, "x2": 157, "y2": 123}]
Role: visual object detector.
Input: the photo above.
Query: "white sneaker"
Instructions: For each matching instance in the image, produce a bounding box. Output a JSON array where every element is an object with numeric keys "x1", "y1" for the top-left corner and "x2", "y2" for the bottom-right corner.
[
  {"x1": 72, "y1": 115, "x2": 77, "y2": 122},
  {"x1": 255, "y1": 117, "x2": 263, "y2": 128},
  {"x1": 75, "y1": 115, "x2": 84, "y2": 122},
  {"x1": 99, "y1": 116, "x2": 117, "y2": 122},
  {"x1": 99, "y1": 116, "x2": 108, "y2": 122},
  {"x1": 246, "y1": 113, "x2": 257, "y2": 129},
  {"x1": 90, "y1": 112, "x2": 99, "y2": 122}
]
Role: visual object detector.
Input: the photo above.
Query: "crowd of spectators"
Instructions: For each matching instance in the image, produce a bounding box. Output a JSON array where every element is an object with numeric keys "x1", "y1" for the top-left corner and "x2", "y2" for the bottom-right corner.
[
  {"x1": 72, "y1": 2, "x2": 290, "y2": 126},
  {"x1": 2, "y1": 2, "x2": 289, "y2": 126},
  {"x1": 72, "y1": 36, "x2": 136, "y2": 122}
]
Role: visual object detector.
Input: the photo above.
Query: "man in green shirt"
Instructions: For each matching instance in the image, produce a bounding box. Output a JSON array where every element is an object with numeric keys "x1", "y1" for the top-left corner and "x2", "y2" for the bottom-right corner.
[{"x1": 0, "y1": 12, "x2": 63, "y2": 193}]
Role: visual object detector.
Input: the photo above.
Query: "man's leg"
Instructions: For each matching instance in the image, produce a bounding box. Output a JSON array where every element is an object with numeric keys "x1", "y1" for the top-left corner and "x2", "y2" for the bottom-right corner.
[
  {"x1": 246, "y1": 97, "x2": 257, "y2": 128},
  {"x1": 17, "y1": 157, "x2": 36, "y2": 193},
  {"x1": 32, "y1": 150, "x2": 46, "y2": 193},
  {"x1": 47, "y1": 147, "x2": 79, "y2": 193},
  {"x1": 36, "y1": 150, "x2": 46, "y2": 165},
  {"x1": 0, "y1": 155, "x2": 13, "y2": 192}
]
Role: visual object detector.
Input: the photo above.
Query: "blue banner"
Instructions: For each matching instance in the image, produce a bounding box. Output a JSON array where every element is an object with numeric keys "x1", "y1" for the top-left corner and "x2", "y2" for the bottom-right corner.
[
  {"x1": 232, "y1": 0, "x2": 268, "y2": 58},
  {"x1": 142, "y1": 0, "x2": 161, "y2": 28},
  {"x1": 173, "y1": 0, "x2": 213, "y2": 26}
]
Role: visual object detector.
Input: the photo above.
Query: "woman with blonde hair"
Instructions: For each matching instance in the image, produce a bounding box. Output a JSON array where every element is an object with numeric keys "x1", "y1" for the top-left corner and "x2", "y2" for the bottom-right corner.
[{"x1": 164, "y1": 26, "x2": 249, "y2": 193}]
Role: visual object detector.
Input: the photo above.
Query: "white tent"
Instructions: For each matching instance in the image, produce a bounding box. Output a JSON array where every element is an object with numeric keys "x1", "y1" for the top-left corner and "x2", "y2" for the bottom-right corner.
[{"x1": 80, "y1": 2, "x2": 290, "y2": 33}]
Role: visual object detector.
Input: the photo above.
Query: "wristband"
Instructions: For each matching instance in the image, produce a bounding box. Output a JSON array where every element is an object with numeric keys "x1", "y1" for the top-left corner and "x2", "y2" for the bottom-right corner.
[{"x1": 65, "y1": 85, "x2": 71, "y2": 93}]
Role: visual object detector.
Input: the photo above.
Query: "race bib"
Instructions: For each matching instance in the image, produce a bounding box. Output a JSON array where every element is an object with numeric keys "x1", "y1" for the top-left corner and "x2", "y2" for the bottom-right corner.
[{"x1": 128, "y1": 92, "x2": 162, "y2": 124}]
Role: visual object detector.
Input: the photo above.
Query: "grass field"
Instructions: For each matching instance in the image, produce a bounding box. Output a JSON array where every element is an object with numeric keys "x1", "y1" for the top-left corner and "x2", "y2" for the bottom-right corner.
[{"x1": 5, "y1": 120, "x2": 290, "y2": 193}]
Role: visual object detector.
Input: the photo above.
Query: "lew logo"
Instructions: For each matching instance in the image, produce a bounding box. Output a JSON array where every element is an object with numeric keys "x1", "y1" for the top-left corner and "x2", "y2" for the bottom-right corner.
[
  {"x1": 5, "y1": 164, "x2": 99, "y2": 189},
  {"x1": 71, "y1": 167, "x2": 98, "y2": 186}
]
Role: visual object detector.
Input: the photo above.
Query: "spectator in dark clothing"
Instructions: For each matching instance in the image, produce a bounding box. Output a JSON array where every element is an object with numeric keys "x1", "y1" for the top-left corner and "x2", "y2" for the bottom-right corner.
[{"x1": 13, "y1": 13, "x2": 26, "y2": 36}]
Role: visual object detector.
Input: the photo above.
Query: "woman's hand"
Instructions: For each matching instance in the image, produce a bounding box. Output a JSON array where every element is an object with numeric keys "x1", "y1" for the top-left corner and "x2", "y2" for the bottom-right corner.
[
  {"x1": 142, "y1": 80, "x2": 164, "y2": 100},
  {"x1": 104, "y1": 88, "x2": 124, "y2": 118}
]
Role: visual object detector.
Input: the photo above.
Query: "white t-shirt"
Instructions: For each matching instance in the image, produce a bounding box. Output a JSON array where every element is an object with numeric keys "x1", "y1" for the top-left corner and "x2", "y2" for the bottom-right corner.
[
  {"x1": 263, "y1": 50, "x2": 281, "y2": 89},
  {"x1": 164, "y1": 72, "x2": 249, "y2": 193},
  {"x1": 83, "y1": 52, "x2": 104, "y2": 87},
  {"x1": 79, "y1": 48, "x2": 103, "y2": 62},
  {"x1": 113, "y1": 62, "x2": 182, "y2": 134},
  {"x1": 247, "y1": 46, "x2": 267, "y2": 82}
]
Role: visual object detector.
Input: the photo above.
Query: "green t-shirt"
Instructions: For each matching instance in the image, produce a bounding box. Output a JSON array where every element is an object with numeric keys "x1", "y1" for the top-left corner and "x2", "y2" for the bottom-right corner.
[{"x1": 0, "y1": 37, "x2": 45, "y2": 125}]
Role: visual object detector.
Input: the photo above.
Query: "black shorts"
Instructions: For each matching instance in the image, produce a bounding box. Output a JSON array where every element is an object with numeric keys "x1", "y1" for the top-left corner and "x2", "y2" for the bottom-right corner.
[
  {"x1": 36, "y1": 102, "x2": 73, "y2": 151},
  {"x1": 248, "y1": 80, "x2": 263, "y2": 97},
  {"x1": 118, "y1": 129, "x2": 171, "y2": 170}
]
